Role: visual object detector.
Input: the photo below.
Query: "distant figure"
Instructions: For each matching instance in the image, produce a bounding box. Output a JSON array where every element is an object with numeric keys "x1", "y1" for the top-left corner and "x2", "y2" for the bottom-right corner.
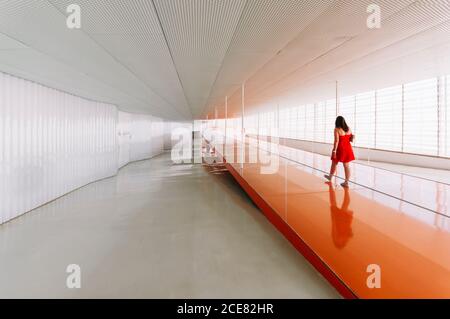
[{"x1": 324, "y1": 116, "x2": 355, "y2": 188}]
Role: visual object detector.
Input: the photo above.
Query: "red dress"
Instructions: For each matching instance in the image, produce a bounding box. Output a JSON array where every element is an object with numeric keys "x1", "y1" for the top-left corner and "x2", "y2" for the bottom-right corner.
[{"x1": 332, "y1": 134, "x2": 355, "y2": 163}]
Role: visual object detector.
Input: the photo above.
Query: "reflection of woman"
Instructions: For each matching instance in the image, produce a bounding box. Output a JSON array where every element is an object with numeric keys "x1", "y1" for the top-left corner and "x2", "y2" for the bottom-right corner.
[
  {"x1": 328, "y1": 183, "x2": 354, "y2": 249},
  {"x1": 324, "y1": 116, "x2": 355, "y2": 188}
]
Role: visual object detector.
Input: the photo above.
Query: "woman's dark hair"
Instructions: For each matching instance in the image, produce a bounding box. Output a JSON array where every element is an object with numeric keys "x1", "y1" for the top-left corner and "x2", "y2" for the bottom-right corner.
[{"x1": 335, "y1": 116, "x2": 349, "y2": 132}]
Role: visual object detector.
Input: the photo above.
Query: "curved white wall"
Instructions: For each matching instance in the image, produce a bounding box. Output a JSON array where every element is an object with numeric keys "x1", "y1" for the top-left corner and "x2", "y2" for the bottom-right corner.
[
  {"x1": 0, "y1": 72, "x2": 165, "y2": 224},
  {"x1": 117, "y1": 111, "x2": 132, "y2": 168},
  {"x1": 117, "y1": 111, "x2": 165, "y2": 168},
  {"x1": 151, "y1": 120, "x2": 164, "y2": 158}
]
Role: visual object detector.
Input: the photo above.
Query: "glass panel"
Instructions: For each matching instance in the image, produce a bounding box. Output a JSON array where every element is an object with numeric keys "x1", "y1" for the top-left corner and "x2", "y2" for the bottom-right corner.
[
  {"x1": 245, "y1": 114, "x2": 257, "y2": 136},
  {"x1": 325, "y1": 99, "x2": 337, "y2": 144},
  {"x1": 355, "y1": 91, "x2": 376, "y2": 149},
  {"x1": 304, "y1": 103, "x2": 315, "y2": 141},
  {"x1": 403, "y1": 78, "x2": 438, "y2": 156},
  {"x1": 376, "y1": 85, "x2": 403, "y2": 152},
  {"x1": 298, "y1": 105, "x2": 306, "y2": 140},
  {"x1": 445, "y1": 76, "x2": 450, "y2": 157},
  {"x1": 288, "y1": 106, "x2": 298, "y2": 139},
  {"x1": 315, "y1": 101, "x2": 326, "y2": 143},
  {"x1": 279, "y1": 107, "x2": 289, "y2": 139},
  {"x1": 339, "y1": 95, "x2": 355, "y2": 130}
]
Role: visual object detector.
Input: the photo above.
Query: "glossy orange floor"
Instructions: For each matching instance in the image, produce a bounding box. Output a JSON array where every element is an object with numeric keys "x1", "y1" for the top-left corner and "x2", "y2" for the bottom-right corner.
[{"x1": 213, "y1": 139, "x2": 450, "y2": 299}]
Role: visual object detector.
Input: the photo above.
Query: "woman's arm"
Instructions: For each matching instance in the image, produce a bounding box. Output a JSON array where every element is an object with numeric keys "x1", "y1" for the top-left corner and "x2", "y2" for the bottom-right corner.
[{"x1": 332, "y1": 129, "x2": 339, "y2": 158}]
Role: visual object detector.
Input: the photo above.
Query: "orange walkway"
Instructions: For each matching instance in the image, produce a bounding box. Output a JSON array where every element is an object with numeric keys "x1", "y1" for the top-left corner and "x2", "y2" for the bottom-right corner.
[{"x1": 213, "y1": 138, "x2": 450, "y2": 299}]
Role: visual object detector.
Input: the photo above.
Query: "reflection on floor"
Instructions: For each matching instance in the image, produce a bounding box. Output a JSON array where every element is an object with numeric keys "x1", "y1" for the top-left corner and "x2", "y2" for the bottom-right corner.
[
  {"x1": 253, "y1": 138, "x2": 450, "y2": 217},
  {"x1": 0, "y1": 152, "x2": 339, "y2": 298}
]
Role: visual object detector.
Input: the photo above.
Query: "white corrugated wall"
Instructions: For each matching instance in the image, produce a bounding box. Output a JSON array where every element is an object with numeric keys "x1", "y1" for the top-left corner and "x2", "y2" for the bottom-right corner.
[
  {"x1": 0, "y1": 72, "x2": 165, "y2": 224},
  {"x1": 117, "y1": 112, "x2": 165, "y2": 167}
]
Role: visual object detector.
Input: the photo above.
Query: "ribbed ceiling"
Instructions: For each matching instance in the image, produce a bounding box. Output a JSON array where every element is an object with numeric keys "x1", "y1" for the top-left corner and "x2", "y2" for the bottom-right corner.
[
  {"x1": 0, "y1": 1, "x2": 449, "y2": 120},
  {"x1": 153, "y1": 0, "x2": 247, "y2": 117}
]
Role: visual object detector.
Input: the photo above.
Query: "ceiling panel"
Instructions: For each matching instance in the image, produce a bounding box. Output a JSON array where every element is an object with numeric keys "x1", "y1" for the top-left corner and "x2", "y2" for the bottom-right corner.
[
  {"x1": 262, "y1": 0, "x2": 450, "y2": 100},
  {"x1": 203, "y1": 0, "x2": 336, "y2": 116},
  {"x1": 217, "y1": 0, "x2": 450, "y2": 116},
  {"x1": 49, "y1": 0, "x2": 192, "y2": 119},
  {"x1": 241, "y1": 0, "x2": 416, "y2": 99},
  {"x1": 0, "y1": 33, "x2": 27, "y2": 50},
  {"x1": 153, "y1": 0, "x2": 247, "y2": 117}
]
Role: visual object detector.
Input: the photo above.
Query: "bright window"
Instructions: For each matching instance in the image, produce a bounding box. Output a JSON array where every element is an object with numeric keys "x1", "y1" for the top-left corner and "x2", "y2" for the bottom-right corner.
[
  {"x1": 258, "y1": 113, "x2": 265, "y2": 136},
  {"x1": 288, "y1": 107, "x2": 298, "y2": 139},
  {"x1": 314, "y1": 102, "x2": 326, "y2": 142},
  {"x1": 245, "y1": 114, "x2": 257, "y2": 135},
  {"x1": 279, "y1": 108, "x2": 289, "y2": 138},
  {"x1": 445, "y1": 76, "x2": 450, "y2": 157},
  {"x1": 376, "y1": 85, "x2": 403, "y2": 151},
  {"x1": 262, "y1": 112, "x2": 269, "y2": 136},
  {"x1": 325, "y1": 99, "x2": 336, "y2": 143},
  {"x1": 403, "y1": 78, "x2": 438, "y2": 156},
  {"x1": 251, "y1": 76, "x2": 448, "y2": 159},
  {"x1": 355, "y1": 91, "x2": 376, "y2": 148},
  {"x1": 339, "y1": 95, "x2": 355, "y2": 130},
  {"x1": 267, "y1": 111, "x2": 275, "y2": 136},
  {"x1": 304, "y1": 104, "x2": 315, "y2": 141},
  {"x1": 298, "y1": 105, "x2": 306, "y2": 140}
]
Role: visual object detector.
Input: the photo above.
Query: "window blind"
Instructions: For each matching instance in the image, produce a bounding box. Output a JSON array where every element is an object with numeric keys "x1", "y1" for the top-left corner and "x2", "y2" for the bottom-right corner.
[
  {"x1": 445, "y1": 76, "x2": 450, "y2": 157},
  {"x1": 376, "y1": 85, "x2": 403, "y2": 151},
  {"x1": 288, "y1": 106, "x2": 298, "y2": 139},
  {"x1": 304, "y1": 104, "x2": 315, "y2": 141},
  {"x1": 339, "y1": 95, "x2": 355, "y2": 130},
  {"x1": 403, "y1": 78, "x2": 438, "y2": 156},
  {"x1": 315, "y1": 102, "x2": 326, "y2": 142},
  {"x1": 298, "y1": 105, "x2": 306, "y2": 140},
  {"x1": 355, "y1": 91, "x2": 376, "y2": 148},
  {"x1": 325, "y1": 99, "x2": 336, "y2": 143},
  {"x1": 279, "y1": 108, "x2": 289, "y2": 138}
]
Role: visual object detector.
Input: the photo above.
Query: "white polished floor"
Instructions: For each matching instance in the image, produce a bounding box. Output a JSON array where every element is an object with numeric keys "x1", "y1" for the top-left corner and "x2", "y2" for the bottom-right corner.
[{"x1": 0, "y1": 152, "x2": 339, "y2": 298}]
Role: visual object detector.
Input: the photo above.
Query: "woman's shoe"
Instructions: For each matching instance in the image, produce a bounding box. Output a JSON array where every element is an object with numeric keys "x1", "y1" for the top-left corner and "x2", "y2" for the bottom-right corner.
[
  {"x1": 341, "y1": 182, "x2": 349, "y2": 188},
  {"x1": 324, "y1": 174, "x2": 332, "y2": 181}
]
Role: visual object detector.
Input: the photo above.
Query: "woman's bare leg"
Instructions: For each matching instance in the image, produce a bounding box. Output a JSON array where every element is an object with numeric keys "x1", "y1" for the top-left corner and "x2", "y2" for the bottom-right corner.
[
  {"x1": 341, "y1": 162, "x2": 351, "y2": 187},
  {"x1": 325, "y1": 161, "x2": 338, "y2": 181}
]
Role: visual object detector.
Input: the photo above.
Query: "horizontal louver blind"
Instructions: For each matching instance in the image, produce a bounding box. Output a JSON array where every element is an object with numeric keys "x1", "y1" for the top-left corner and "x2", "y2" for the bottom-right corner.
[
  {"x1": 339, "y1": 96, "x2": 355, "y2": 130},
  {"x1": 304, "y1": 104, "x2": 315, "y2": 141},
  {"x1": 325, "y1": 99, "x2": 336, "y2": 143},
  {"x1": 445, "y1": 76, "x2": 450, "y2": 157},
  {"x1": 315, "y1": 102, "x2": 326, "y2": 143},
  {"x1": 279, "y1": 108, "x2": 289, "y2": 138},
  {"x1": 221, "y1": 76, "x2": 448, "y2": 159},
  {"x1": 288, "y1": 107, "x2": 298, "y2": 139},
  {"x1": 403, "y1": 78, "x2": 438, "y2": 156},
  {"x1": 376, "y1": 85, "x2": 403, "y2": 151},
  {"x1": 298, "y1": 105, "x2": 306, "y2": 140},
  {"x1": 355, "y1": 91, "x2": 376, "y2": 148}
]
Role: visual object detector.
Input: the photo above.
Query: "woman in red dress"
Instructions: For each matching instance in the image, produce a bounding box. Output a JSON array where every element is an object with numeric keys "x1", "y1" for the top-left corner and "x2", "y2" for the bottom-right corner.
[{"x1": 324, "y1": 116, "x2": 355, "y2": 188}]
